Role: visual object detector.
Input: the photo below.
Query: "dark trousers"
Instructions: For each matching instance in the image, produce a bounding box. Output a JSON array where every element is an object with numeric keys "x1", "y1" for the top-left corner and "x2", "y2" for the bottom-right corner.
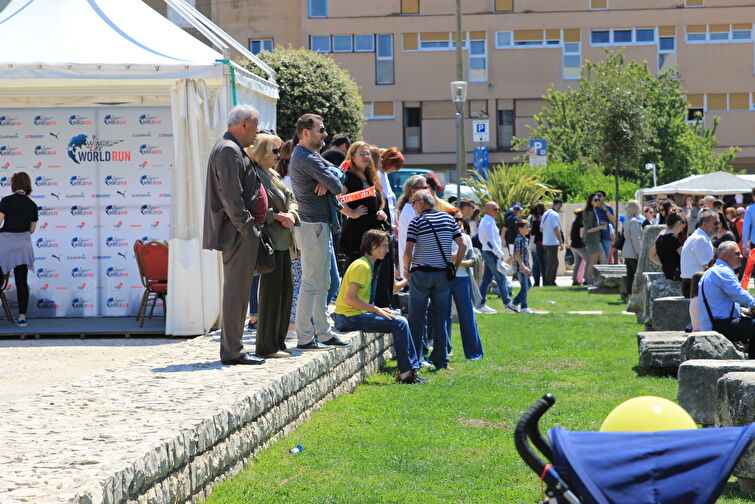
[
  {"x1": 220, "y1": 232, "x2": 258, "y2": 361},
  {"x1": 13, "y1": 265, "x2": 28, "y2": 314},
  {"x1": 682, "y1": 278, "x2": 691, "y2": 298},
  {"x1": 531, "y1": 244, "x2": 546, "y2": 287},
  {"x1": 374, "y1": 239, "x2": 396, "y2": 308},
  {"x1": 625, "y1": 258, "x2": 638, "y2": 296},
  {"x1": 544, "y1": 245, "x2": 559, "y2": 286},
  {"x1": 712, "y1": 317, "x2": 755, "y2": 358},
  {"x1": 256, "y1": 250, "x2": 293, "y2": 355}
]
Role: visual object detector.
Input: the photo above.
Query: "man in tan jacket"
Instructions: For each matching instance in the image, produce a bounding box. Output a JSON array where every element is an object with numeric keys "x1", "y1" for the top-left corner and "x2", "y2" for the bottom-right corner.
[{"x1": 202, "y1": 104, "x2": 265, "y2": 366}]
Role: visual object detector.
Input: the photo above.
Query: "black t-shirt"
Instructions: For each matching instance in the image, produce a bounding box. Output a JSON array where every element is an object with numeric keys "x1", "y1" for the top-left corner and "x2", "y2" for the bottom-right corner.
[
  {"x1": 655, "y1": 232, "x2": 682, "y2": 280},
  {"x1": 0, "y1": 193, "x2": 38, "y2": 232},
  {"x1": 504, "y1": 211, "x2": 519, "y2": 245},
  {"x1": 321, "y1": 149, "x2": 346, "y2": 167},
  {"x1": 570, "y1": 216, "x2": 585, "y2": 249}
]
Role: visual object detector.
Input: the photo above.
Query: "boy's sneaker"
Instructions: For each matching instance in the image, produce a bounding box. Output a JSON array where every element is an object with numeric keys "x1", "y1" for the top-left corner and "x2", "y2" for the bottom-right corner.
[
  {"x1": 520, "y1": 308, "x2": 535, "y2": 314},
  {"x1": 396, "y1": 371, "x2": 429, "y2": 384},
  {"x1": 506, "y1": 304, "x2": 520, "y2": 313},
  {"x1": 477, "y1": 305, "x2": 497, "y2": 314},
  {"x1": 473, "y1": 307, "x2": 483, "y2": 314}
]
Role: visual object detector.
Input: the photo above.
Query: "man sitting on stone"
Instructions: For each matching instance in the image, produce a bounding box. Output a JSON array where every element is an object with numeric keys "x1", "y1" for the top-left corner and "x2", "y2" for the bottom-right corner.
[{"x1": 698, "y1": 240, "x2": 755, "y2": 357}]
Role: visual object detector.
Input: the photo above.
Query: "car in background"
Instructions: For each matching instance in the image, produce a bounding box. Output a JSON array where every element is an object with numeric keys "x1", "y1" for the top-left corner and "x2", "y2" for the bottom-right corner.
[
  {"x1": 443, "y1": 183, "x2": 478, "y2": 205},
  {"x1": 387, "y1": 168, "x2": 443, "y2": 198}
]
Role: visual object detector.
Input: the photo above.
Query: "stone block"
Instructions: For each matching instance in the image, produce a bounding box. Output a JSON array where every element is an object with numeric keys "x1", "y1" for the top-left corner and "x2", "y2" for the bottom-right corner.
[
  {"x1": 634, "y1": 272, "x2": 666, "y2": 322},
  {"x1": 636, "y1": 331, "x2": 685, "y2": 351},
  {"x1": 650, "y1": 296, "x2": 690, "y2": 331},
  {"x1": 638, "y1": 332, "x2": 687, "y2": 370},
  {"x1": 627, "y1": 224, "x2": 664, "y2": 311},
  {"x1": 678, "y1": 360, "x2": 755, "y2": 425},
  {"x1": 715, "y1": 372, "x2": 755, "y2": 480},
  {"x1": 680, "y1": 331, "x2": 746, "y2": 362}
]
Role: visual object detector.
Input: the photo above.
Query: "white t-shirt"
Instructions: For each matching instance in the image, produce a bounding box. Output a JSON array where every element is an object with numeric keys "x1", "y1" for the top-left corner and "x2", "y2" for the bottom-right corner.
[
  {"x1": 541, "y1": 208, "x2": 562, "y2": 246},
  {"x1": 398, "y1": 203, "x2": 416, "y2": 275},
  {"x1": 452, "y1": 232, "x2": 474, "y2": 278},
  {"x1": 680, "y1": 227, "x2": 713, "y2": 279}
]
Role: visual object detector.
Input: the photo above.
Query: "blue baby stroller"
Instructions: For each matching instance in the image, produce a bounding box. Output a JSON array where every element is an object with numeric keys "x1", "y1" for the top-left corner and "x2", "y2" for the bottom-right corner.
[{"x1": 514, "y1": 394, "x2": 755, "y2": 504}]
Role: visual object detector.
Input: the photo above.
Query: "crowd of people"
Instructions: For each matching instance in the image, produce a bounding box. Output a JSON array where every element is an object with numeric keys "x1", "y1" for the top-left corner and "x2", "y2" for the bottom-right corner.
[{"x1": 202, "y1": 105, "x2": 578, "y2": 383}]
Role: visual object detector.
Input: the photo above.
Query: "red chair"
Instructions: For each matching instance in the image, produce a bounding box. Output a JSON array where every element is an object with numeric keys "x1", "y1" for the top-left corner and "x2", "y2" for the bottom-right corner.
[
  {"x1": 0, "y1": 267, "x2": 14, "y2": 324},
  {"x1": 134, "y1": 240, "x2": 168, "y2": 327}
]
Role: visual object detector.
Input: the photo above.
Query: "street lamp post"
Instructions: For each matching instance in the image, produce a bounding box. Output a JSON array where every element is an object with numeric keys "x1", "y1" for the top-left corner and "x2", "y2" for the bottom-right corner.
[
  {"x1": 451, "y1": 80, "x2": 468, "y2": 203},
  {"x1": 645, "y1": 162, "x2": 657, "y2": 187}
]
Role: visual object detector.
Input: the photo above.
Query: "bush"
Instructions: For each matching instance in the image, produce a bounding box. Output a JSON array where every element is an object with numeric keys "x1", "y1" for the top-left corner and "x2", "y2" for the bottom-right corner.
[
  {"x1": 540, "y1": 161, "x2": 641, "y2": 203},
  {"x1": 464, "y1": 163, "x2": 560, "y2": 226},
  {"x1": 243, "y1": 47, "x2": 365, "y2": 142}
]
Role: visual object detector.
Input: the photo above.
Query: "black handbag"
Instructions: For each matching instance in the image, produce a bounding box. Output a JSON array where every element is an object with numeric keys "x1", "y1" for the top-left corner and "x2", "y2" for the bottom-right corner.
[{"x1": 255, "y1": 227, "x2": 276, "y2": 275}]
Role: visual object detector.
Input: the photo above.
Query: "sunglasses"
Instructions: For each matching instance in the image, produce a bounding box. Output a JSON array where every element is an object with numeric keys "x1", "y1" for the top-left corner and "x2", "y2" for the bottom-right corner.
[
  {"x1": 410, "y1": 199, "x2": 421, "y2": 204},
  {"x1": 414, "y1": 185, "x2": 428, "y2": 190},
  {"x1": 454, "y1": 217, "x2": 464, "y2": 221},
  {"x1": 310, "y1": 126, "x2": 326, "y2": 134},
  {"x1": 355, "y1": 152, "x2": 371, "y2": 157},
  {"x1": 272, "y1": 148, "x2": 280, "y2": 155}
]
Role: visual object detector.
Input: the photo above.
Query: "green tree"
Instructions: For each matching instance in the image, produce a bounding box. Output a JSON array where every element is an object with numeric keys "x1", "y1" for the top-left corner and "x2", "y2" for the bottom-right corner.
[
  {"x1": 540, "y1": 161, "x2": 640, "y2": 203},
  {"x1": 243, "y1": 47, "x2": 365, "y2": 142},
  {"x1": 517, "y1": 51, "x2": 738, "y2": 195}
]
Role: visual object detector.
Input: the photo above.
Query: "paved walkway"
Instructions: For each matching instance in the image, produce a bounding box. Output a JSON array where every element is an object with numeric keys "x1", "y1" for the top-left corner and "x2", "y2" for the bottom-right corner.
[{"x1": 0, "y1": 329, "x2": 355, "y2": 504}]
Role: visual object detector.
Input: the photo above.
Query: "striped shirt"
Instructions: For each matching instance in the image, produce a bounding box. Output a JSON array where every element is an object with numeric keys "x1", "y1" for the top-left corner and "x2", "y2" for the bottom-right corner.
[
  {"x1": 407, "y1": 209, "x2": 461, "y2": 270},
  {"x1": 513, "y1": 234, "x2": 530, "y2": 274}
]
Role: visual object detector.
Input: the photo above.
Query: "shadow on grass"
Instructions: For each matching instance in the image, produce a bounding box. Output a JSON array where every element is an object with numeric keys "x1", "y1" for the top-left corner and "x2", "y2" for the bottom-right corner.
[
  {"x1": 632, "y1": 365, "x2": 677, "y2": 379},
  {"x1": 720, "y1": 480, "x2": 755, "y2": 501}
]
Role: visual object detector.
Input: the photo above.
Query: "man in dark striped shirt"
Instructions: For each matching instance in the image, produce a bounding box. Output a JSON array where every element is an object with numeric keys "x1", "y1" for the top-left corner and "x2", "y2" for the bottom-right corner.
[{"x1": 403, "y1": 190, "x2": 466, "y2": 370}]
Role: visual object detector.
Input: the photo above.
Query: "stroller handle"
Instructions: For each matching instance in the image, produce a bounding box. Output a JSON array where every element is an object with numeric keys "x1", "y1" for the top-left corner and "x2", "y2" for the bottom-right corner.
[{"x1": 514, "y1": 393, "x2": 556, "y2": 476}]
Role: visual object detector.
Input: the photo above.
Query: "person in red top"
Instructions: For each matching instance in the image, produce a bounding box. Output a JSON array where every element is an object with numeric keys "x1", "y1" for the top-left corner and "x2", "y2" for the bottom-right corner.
[{"x1": 733, "y1": 207, "x2": 745, "y2": 249}]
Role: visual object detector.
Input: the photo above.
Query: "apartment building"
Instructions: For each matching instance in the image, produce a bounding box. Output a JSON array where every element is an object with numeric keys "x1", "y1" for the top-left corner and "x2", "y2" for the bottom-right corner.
[{"x1": 149, "y1": 0, "x2": 755, "y2": 178}]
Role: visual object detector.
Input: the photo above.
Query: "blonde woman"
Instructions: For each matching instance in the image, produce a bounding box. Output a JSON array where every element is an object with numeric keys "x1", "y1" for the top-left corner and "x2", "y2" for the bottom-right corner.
[
  {"x1": 339, "y1": 141, "x2": 387, "y2": 266},
  {"x1": 622, "y1": 200, "x2": 643, "y2": 295},
  {"x1": 247, "y1": 134, "x2": 300, "y2": 356}
]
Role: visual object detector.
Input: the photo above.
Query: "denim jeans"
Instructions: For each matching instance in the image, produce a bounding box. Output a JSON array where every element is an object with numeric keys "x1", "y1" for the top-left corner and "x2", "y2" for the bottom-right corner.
[
  {"x1": 408, "y1": 270, "x2": 453, "y2": 368},
  {"x1": 531, "y1": 244, "x2": 546, "y2": 287},
  {"x1": 333, "y1": 312, "x2": 419, "y2": 373},
  {"x1": 512, "y1": 271, "x2": 530, "y2": 309},
  {"x1": 295, "y1": 221, "x2": 334, "y2": 345},
  {"x1": 478, "y1": 250, "x2": 511, "y2": 307},
  {"x1": 327, "y1": 246, "x2": 340, "y2": 305},
  {"x1": 445, "y1": 276, "x2": 484, "y2": 359}
]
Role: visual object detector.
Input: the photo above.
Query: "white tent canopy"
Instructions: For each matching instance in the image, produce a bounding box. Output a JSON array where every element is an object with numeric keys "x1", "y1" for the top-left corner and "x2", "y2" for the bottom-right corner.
[
  {"x1": 0, "y1": 0, "x2": 279, "y2": 335},
  {"x1": 638, "y1": 171, "x2": 755, "y2": 199}
]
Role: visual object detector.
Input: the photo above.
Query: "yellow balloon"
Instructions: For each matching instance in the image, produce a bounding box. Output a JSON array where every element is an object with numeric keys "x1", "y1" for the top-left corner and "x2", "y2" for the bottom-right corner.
[{"x1": 600, "y1": 396, "x2": 697, "y2": 432}]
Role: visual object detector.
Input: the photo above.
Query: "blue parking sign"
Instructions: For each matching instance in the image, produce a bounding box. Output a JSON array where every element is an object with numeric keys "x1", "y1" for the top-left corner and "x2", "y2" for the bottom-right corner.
[{"x1": 529, "y1": 139, "x2": 547, "y2": 157}]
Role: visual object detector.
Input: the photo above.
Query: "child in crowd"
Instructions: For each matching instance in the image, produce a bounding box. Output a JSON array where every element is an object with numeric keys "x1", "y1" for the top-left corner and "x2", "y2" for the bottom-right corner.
[
  {"x1": 688, "y1": 271, "x2": 704, "y2": 332},
  {"x1": 512, "y1": 219, "x2": 534, "y2": 313}
]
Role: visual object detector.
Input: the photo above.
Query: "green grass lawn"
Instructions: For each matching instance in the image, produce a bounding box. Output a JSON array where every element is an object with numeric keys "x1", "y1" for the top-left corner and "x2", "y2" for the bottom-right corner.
[{"x1": 204, "y1": 286, "x2": 751, "y2": 504}]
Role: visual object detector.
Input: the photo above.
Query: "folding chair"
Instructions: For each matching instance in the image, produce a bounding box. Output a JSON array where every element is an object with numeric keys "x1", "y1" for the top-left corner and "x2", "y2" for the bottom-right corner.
[
  {"x1": 0, "y1": 267, "x2": 14, "y2": 324},
  {"x1": 133, "y1": 240, "x2": 168, "y2": 327}
]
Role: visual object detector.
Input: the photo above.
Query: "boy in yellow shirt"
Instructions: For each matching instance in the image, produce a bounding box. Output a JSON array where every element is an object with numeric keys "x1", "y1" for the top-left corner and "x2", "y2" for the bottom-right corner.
[{"x1": 333, "y1": 229, "x2": 427, "y2": 384}]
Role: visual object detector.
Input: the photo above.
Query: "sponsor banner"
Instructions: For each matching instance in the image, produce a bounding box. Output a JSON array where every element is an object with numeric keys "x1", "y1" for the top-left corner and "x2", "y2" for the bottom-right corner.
[{"x1": 1, "y1": 106, "x2": 172, "y2": 317}]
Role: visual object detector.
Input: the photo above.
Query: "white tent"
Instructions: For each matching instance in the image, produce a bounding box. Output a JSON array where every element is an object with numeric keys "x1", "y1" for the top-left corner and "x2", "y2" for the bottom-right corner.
[
  {"x1": 637, "y1": 171, "x2": 755, "y2": 200},
  {"x1": 0, "y1": 0, "x2": 279, "y2": 335}
]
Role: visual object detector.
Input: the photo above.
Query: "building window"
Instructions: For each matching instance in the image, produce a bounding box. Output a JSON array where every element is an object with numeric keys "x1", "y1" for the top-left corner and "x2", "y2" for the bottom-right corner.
[
  {"x1": 590, "y1": 0, "x2": 607, "y2": 9},
  {"x1": 332, "y1": 35, "x2": 353, "y2": 52},
  {"x1": 249, "y1": 39, "x2": 273, "y2": 55},
  {"x1": 495, "y1": 31, "x2": 513, "y2": 48},
  {"x1": 495, "y1": 0, "x2": 513, "y2": 11},
  {"x1": 404, "y1": 106, "x2": 421, "y2": 151},
  {"x1": 355, "y1": 35, "x2": 375, "y2": 52},
  {"x1": 310, "y1": 35, "x2": 331, "y2": 53},
  {"x1": 730, "y1": 93, "x2": 750, "y2": 111},
  {"x1": 402, "y1": 0, "x2": 419, "y2": 14},
  {"x1": 685, "y1": 0, "x2": 703, "y2": 6},
  {"x1": 562, "y1": 29, "x2": 581, "y2": 80},
  {"x1": 591, "y1": 28, "x2": 658, "y2": 46},
  {"x1": 308, "y1": 0, "x2": 327, "y2": 18},
  {"x1": 657, "y1": 26, "x2": 676, "y2": 75},
  {"x1": 364, "y1": 101, "x2": 395, "y2": 120},
  {"x1": 687, "y1": 94, "x2": 704, "y2": 121},
  {"x1": 376, "y1": 34, "x2": 394, "y2": 85},
  {"x1": 635, "y1": 29, "x2": 655, "y2": 43},
  {"x1": 497, "y1": 109, "x2": 514, "y2": 150},
  {"x1": 686, "y1": 24, "x2": 752, "y2": 44},
  {"x1": 167, "y1": 0, "x2": 195, "y2": 27},
  {"x1": 468, "y1": 40, "x2": 488, "y2": 82}
]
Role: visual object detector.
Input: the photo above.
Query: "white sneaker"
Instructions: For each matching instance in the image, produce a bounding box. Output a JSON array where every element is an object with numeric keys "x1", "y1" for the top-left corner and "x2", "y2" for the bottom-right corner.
[
  {"x1": 506, "y1": 304, "x2": 520, "y2": 313},
  {"x1": 477, "y1": 305, "x2": 497, "y2": 314},
  {"x1": 520, "y1": 308, "x2": 535, "y2": 314},
  {"x1": 473, "y1": 307, "x2": 483, "y2": 314}
]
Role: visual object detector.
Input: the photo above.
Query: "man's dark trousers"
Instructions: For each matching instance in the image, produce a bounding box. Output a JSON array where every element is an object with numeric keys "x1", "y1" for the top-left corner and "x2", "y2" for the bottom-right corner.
[{"x1": 544, "y1": 245, "x2": 559, "y2": 286}]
